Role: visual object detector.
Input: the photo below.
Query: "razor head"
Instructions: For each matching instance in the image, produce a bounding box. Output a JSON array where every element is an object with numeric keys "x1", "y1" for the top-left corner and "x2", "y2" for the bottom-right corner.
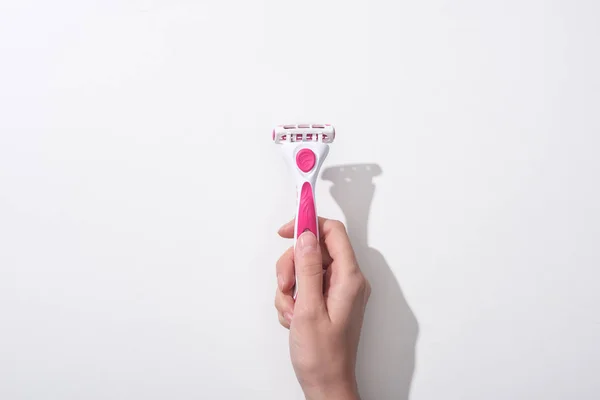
[{"x1": 272, "y1": 124, "x2": 335, "y2": 144}]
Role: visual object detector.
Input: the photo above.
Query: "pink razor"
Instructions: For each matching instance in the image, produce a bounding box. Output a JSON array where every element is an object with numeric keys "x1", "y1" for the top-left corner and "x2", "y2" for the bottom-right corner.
[{"x1": 273, "y1": 123, "x2": 335, "y2": 296}]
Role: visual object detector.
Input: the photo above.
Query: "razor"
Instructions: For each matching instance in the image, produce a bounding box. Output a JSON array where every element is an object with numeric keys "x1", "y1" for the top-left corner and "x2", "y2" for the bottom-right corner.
[{"x1": 273, "y1": 123, "x2": 335, "y2": 296}]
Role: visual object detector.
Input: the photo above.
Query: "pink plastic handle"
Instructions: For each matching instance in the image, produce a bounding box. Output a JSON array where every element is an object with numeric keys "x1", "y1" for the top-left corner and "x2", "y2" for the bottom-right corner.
[{"x1": 297, "y1": 182, "x2": 318, "y2": 238}]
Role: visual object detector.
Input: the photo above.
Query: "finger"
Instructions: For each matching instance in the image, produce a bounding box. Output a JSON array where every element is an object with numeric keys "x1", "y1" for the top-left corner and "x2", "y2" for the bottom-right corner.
[
  {"x1": 277, "y1": 218, "x2": 295, "y2": 237},
  {"x1": 274, "y1": 288, "x2": 295, "y2": 327},
  {"x1": 294, "y1": 231, "x2": 326, "y2": 315},
  {"x1": 319, "y1": 219, "x2": 359, "y2": 276},
  {"x1": 280, "y1": 218, "x2": 358, "y2": 274},
  {"x1": 278, "y1": 217, "x2": 333, "y2": 265},
  {"x1": 278, "y1": 312, "x2": 291, "y2": 329},
  {"x1": 276, "y1": 246, "x2": 295, "y2": 294},
  {"x1": 327, "y1": 272, "x2": 370, "y2": 325}
]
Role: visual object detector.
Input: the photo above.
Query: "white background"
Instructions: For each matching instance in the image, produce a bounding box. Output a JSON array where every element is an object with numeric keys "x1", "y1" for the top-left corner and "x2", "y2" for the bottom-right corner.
[{"x1": 1, "y1": 1, "x2": 599, "y2": 399}]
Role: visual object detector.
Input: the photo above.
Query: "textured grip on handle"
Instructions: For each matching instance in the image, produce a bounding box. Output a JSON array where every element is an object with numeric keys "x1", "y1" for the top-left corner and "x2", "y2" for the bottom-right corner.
[{"x1": 296, "y1": 181, "x2": 318, "y2": 238}]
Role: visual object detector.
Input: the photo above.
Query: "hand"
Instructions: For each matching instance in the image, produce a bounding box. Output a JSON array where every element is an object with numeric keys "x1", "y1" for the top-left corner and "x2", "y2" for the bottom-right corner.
[{"x1": 275, "y1": 217, "x2": 371, "y2": 400}]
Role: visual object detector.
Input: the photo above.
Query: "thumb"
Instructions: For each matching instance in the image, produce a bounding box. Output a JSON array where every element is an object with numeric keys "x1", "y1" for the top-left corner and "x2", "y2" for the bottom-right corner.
[{"x1": 294, "y1": 231, "x2": 324, "y2": 309}]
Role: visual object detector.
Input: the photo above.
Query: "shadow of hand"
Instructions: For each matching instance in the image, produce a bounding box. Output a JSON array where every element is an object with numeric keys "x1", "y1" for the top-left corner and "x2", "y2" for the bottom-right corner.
[{"x1": 322, "y1": 164, "x2": 419, "y2": 400}]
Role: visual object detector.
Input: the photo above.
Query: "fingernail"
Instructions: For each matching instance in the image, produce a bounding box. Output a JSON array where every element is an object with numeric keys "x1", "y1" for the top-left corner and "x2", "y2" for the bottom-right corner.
[
  {"x1": 277, "y1": 274, "x2": 285, "y2": 291},
  {"x1": 284, "y1": 312, "x2": 293, "y2": 323},
  {"x1": 297, "y1": 231, "x2": 318, "y2": 253}
]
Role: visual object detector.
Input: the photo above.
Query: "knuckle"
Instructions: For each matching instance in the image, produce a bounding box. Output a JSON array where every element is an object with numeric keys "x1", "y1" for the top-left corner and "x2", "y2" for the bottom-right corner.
[
  {"x1": 295, "y1": 303, "x2": 324, "y2": 321},
  {"x1": 276, "y1": 247, "x2": 293, "y2": 271},
  {"x1": 329, "y1": 219, "x2": 347, "y2": 233},
  {"x1": 274, "y1": 292, "x2": 282, "y2": 311},
  {"x1": 348, "y1": 273, "x2": 368, "y2": 297},
  {"x1": 357, "y1": 276, "x2": 368, "y2": 294},
  {"x1": 278, "y1": 314, "x2": 290, "y2": 329},
  {"x1": 275, "y1": 257, "x2": 286, "y2": 272},
  {"x1": 298, "y1": 262, "x2": 322, "y2": 277},
  {"x1": 364, "y1": 279, "x2": 372, "y2": 300}
]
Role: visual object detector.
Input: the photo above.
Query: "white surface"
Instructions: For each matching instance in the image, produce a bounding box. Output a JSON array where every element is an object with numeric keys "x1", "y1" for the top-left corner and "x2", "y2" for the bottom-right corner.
[{"x1": 1, "y1": 1, "x2": 599, "y2": 399}]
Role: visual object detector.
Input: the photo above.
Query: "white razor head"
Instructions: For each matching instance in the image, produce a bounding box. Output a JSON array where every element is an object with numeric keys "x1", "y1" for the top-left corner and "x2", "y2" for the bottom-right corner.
[{"x1": 272, "y1": 124, "x2": 335, "y2": 144}]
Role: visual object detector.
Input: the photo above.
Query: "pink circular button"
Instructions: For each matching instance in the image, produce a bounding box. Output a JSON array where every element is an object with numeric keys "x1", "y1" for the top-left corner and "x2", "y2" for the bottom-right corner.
[{"x1": 296, "y1": 149, "x2": 316, "y2": 173}]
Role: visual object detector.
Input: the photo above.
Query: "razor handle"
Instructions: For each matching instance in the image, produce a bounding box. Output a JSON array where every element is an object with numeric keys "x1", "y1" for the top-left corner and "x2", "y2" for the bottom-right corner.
[{"x1": 288, "y1": 144, "x2": 330, "y2": 297}]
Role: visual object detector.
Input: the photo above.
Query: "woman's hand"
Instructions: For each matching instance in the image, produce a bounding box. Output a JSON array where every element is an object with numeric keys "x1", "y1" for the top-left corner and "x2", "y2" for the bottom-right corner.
[{"x1": 275, "y1": 218, "x2": 370, "y2": 400}]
